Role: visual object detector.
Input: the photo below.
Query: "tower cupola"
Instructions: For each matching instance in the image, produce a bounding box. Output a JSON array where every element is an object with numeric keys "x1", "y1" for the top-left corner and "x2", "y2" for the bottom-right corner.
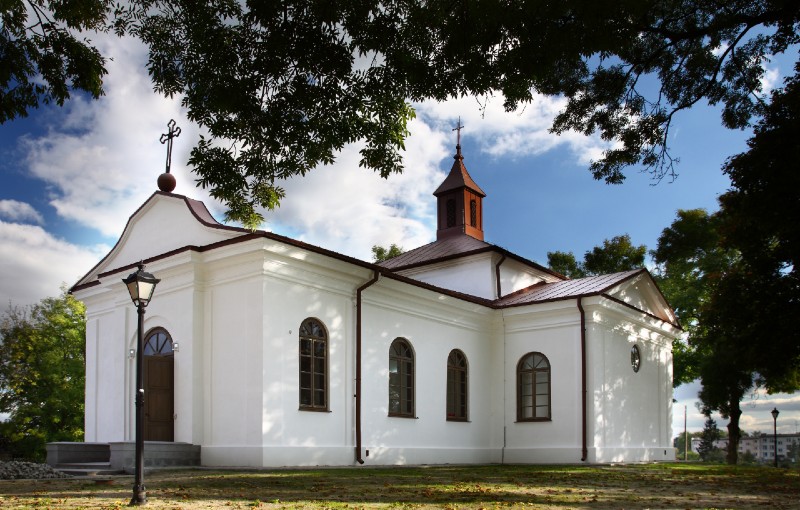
[{"x1": 433, "y1": 129, "x2": 486, "y2": 240}]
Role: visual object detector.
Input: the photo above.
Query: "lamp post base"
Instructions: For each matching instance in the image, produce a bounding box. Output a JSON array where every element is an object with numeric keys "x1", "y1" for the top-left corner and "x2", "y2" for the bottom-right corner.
[{"x1": 130, "y1": 484, "x2": 147, "y2": 506}]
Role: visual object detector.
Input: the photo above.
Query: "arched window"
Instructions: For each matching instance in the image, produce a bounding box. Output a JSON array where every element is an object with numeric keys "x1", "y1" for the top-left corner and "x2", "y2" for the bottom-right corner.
[
  {"x1": 389, "y1": 338, "x2": 414, "y2": 417},
  {"x1": 517, "y1": 352, "x2": 551, "y2": 421},
  {"x1": 469, "y1": 199, "x2": 477, "y2": 227},
  {"x1": 299, "y1": 318, "x2": 328, "y2": 411},
  {"x1": 143, "y1": 328, "x2": 173, "y2": 356},
  {"x1": 447, "y1": 349, "x2": 468, "y2": 421},
  {"x1": 446, "y1": 199, "x2": 456, "y2": 227}
]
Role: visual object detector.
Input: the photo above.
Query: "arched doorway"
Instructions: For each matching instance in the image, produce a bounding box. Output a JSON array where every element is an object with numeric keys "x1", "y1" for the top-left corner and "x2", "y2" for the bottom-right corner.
[{"x1": 143, "y1": 328, "x2": 174, "y2": 441}]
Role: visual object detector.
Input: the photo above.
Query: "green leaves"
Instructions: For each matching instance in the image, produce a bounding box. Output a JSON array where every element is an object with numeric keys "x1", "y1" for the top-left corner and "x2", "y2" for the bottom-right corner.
[
  {"x1": 547, "y1": 234, "x2": 646, "y2": 279},
  {"x1": 0, "y1": 0, "x2": 110, "y2": 123},
  {"x1": 0, "y1": 289, "x2": 86, "y2": 461},
  {"x1": 372, "y1": 243, "x2": 404, "y2": 263}
]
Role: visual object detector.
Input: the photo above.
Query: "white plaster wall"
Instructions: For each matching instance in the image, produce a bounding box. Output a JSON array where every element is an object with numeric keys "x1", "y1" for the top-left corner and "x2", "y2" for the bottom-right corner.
[
  {"x1": 358, "y1": 281, "x2": 498, "y2": 465},
  {"x1": 202, "y1": 267, "x2": 265, "y2": 464},
  {"x1": 501, "y1": 303, "x2": 584, "y2": 463},
  {"x1": 498, "y1": 258, "x2": 550, "y2": 296},
  {"x1": 78, "y1": 289, "x2": 132, "y2": 443},
  {"x1": 585, "y1": 301, "x2": 676, "y2": 463},
  {"x1": 398, "y1": 254, "x2": 497, "y2": 299}
]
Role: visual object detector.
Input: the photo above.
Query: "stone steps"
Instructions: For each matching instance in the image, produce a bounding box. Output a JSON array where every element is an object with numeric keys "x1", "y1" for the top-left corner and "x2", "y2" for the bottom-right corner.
[
  {"x1": 54, "y1": 462, "x2": 124, "y2": 477},
  {"x1": 47, "y1": 442, "x2": 201, "y2": 475}
]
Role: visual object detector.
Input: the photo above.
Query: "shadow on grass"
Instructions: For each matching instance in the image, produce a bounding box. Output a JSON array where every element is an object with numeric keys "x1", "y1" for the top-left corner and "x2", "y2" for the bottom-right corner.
[{"x1": 1, "y1": 464, "x2": 798, "y2": 509}]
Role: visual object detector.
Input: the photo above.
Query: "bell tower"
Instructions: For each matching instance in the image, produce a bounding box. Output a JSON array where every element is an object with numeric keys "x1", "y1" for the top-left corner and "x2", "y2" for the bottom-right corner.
[{"x1": 433, "y1": 126, "x2": 486, "y2": 241}]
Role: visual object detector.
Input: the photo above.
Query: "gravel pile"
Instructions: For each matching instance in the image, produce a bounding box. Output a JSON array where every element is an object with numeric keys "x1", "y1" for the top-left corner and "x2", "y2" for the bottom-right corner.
[{"x1": 0, "y1": 461, "x2": 71, "y2": 480}]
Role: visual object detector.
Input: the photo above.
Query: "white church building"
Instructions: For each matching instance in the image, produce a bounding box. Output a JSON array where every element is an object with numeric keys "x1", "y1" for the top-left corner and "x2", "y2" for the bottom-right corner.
[{"x1": 71, "y1": 142, "x2": 679, "y2": 467}]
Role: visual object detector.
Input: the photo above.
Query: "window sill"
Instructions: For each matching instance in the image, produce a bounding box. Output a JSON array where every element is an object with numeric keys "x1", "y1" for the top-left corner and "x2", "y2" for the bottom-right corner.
[
  {"x1": 446, "y1": 418, "x2": 470, "y2": 423},
  {"x1": 515, "y1": 418, "x2": 552, "y2": 423},
  {"x1": 388, "y1": 414, "x2": 418, "y2": 419},
  {"x1": 299, "y1": 407, "x2": 332, "y2": 413}
]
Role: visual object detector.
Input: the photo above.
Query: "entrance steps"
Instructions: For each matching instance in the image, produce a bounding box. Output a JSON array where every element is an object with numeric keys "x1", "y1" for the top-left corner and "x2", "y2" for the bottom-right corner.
[
  {"x1": 52, "y1": 462, "x2": 122, "y2": 477},
  {"x1": 47, "y1": 442, "x2": 200, "y2": 476}
]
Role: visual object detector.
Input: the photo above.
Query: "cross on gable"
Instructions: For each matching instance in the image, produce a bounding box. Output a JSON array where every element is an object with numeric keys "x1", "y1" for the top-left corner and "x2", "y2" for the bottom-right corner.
[
  {"x1": 452, "y1": 117, "x2": 465, "y2": 146},
  {"x1": 160, "y1": 119, "x2": 182, "y2": 174}
]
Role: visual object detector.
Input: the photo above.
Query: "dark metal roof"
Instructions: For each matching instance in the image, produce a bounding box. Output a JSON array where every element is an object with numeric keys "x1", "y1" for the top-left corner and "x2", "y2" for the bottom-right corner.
[
  {"x1": 378, "y1": 235, "x2": 493, "y2": 269},
  {"x1": 71, "y1": 192, "x2": 677, "y2": 328},
  {"x1": 495, "y1": 269, "x2": 644, "y2": 307},
  {"x1": 433, "y1": 146, "x2": 486, "y2": 197}
]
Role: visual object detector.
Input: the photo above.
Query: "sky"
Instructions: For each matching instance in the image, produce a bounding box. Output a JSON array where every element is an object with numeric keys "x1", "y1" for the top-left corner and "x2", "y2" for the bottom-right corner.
[{"x1": 1, "y1": 33, "x2": 798, "y2": 440}]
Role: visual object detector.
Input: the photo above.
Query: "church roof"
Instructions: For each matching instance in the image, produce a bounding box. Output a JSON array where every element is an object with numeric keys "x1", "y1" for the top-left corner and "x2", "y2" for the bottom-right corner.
[
  {"x1": 377, "y1": 234, "x2": 563, "y2": 279},
  {"x1": 378, "y1": 235, "x2": 491, "y2": 269},
  {"x1": 433, "y1": 146, "x2": 486, "y2": 197},
  {"x1": 495, "y1": 270, "x2": 643, "y2": 307}
]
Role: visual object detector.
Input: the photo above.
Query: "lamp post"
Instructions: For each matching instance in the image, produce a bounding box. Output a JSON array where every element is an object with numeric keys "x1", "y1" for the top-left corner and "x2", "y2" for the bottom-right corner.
[
  {"x1": 123, "y1": 263, "x2": 160, "y2": 505},
  {"x1": 771, "y1": 407, "x2": 780, "y2": 468}
]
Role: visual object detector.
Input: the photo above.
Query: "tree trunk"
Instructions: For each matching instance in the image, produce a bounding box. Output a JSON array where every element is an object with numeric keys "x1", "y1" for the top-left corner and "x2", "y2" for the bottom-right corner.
[{"x1": 726, "y1": 399, "x2": 742, "y2": 465}]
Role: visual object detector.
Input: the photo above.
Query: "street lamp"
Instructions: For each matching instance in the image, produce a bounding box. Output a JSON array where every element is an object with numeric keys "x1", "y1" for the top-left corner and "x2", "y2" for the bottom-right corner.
[
  {"x1": 771, "y1": 407, "x2": 780, "y2": 468},
  {"x1": 122, "y1": 263, "x2": 160, "y2": 505}
]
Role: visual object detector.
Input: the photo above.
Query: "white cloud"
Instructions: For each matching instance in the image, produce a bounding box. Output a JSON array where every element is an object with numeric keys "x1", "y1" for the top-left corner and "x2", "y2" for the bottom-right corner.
[
  {"x1": 17, "y1": 33, "x2": 610, "y2": 265},
  {"x1": 19, "y1": 34, "x2": 214, "y2": 240},
  {"x1": 760, "y1": 65, "x2": 781, "y2": 95},
  {"x1": 672, "y1": 380, "x2": 800, "y2": 437},
  {"x1": 0, "y1": 200, "x2": 44, "y2": 225},
  {"x1": 266, "y1": 118, "x2": 448, "y2": 260},
  {"x1": 0, "y1": 220, "x2": 107, "y2": 312},
  {"x1": 414, "y1": 94, "x2": 611, "y2": 165}
]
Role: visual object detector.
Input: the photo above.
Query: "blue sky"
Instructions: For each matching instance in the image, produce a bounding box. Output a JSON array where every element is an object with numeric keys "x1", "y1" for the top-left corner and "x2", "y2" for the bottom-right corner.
[{"x1": 1, "y1": 34, "x2": 798, "y2": 439}]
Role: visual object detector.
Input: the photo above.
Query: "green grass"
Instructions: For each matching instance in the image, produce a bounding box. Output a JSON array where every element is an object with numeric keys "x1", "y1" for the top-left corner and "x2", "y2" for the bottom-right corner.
[{"x1": 0, "y1": 463, "x2": 797, "y2": 509}]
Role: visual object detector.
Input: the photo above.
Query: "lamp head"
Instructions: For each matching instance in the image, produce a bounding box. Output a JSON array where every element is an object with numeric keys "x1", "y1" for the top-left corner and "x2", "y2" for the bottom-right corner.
[
  {"x1": 772, "y1": 407, "x2": 780, "y2": 420},
  {"x1": 122, "y1": 263, "x2": 160, "y2": 307}
]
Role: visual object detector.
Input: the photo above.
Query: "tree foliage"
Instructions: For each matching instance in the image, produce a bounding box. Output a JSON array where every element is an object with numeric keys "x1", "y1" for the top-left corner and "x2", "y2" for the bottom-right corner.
[
  {"x1": 547, "y1": 234, "x2": 646, "y2": 278},
  {"x1": 5, "y1": 1, "x2": 794, "y2": 225},
  {"x1": 2, "y1": 1, "x2": 799, "y2": 230},
  {"x1": 372, "y1": 243, "x2": 404, "y2": 263},
  {"x1": 716, "y1": 66, "x2": 800, "y2": 394},
  {"x1": 697, "y1": 415, "x2": 721, "y2": 462},
  {"x1": 0, "y1": 0, "x2": 110, "y2": 123},
  {"x1": 654, "y1": 74, "x2": 800, "y2": 461},
  {"x1": 0, "y1": 289, "x2": 86, "y2": 461},
  {"x1": 652, "y1": 208, "x2": 752, "y2": 464}
]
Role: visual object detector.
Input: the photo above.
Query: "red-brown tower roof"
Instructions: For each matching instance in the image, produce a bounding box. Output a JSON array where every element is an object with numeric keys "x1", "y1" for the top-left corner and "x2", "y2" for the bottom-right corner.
[{"x1": 434, "y1": 143, "x2": 486, "y2": 240}]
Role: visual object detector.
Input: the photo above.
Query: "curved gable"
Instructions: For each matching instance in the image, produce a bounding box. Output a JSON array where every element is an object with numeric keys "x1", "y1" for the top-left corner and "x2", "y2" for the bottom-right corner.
[{"x1": 73, "y1": 192, "x2": 245, "y2": 288}]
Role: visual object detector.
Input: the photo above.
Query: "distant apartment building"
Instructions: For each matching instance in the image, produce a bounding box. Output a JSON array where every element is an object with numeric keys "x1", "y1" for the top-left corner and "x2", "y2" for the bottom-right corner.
[{"x1": 692, "y1": 433, "x2": 799, "y2": 463}]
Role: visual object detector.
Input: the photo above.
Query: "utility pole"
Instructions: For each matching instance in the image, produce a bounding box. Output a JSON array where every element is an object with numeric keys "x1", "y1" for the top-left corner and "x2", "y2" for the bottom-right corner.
[{"x1": 684, "y1": 405, "x2": 688, "y2": 461}]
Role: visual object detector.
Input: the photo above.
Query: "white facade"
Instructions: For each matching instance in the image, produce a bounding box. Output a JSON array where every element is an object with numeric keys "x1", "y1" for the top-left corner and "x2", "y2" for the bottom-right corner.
[{"x1": 73, "y1": 188, "x2": 679, "y2": 467}]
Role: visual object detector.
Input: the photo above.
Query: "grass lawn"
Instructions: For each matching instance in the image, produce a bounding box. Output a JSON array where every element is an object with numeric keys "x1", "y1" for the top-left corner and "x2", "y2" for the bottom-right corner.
[{"x1": 0, "y1": 463, "x2": 797, "y2": 509}]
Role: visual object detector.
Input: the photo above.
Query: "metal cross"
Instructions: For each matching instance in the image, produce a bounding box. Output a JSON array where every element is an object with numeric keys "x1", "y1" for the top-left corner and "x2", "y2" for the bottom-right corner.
[
  {"x1": 452, "y1": 117, "x2": 465, "y2": 146},
  {"x1": 159, "y1": 119, "x2": 181, "y2": 174}
]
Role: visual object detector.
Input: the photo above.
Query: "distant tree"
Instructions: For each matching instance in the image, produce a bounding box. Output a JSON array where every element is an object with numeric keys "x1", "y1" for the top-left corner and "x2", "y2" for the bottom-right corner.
[
  {"x1": 738, "y1": 450, "x2": 758, "y2": 465},
  {"x1": 674, "y1": 431, "x2": 702, "y2": 460},
  {"x1": 372, "y1": 244, "x2": 404, "y2": 263},
  {"x1": 546, "y1": 251, "x2": 585, "y2": 279},
  {"x1": 698, "y1": 415, "x2": 721, "y2": 462},
  {"x1": 548, "y1": 234, "x2": 645, "y2": 278},
  {"x1": 0, "y1": 289, "x2": 86, "y2": 461}
]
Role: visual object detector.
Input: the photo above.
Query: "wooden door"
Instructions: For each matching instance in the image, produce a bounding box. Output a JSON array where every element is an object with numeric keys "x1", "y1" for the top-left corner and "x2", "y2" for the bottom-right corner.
[{"x1": 144, "y1": 355, "x2": 174, "y2": 441}]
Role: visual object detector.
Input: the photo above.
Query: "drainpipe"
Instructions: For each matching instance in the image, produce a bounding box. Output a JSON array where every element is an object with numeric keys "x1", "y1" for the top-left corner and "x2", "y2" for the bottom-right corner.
[
  {"x1": 355, "y1": 270, "x2": 379, "y2": 465},
  {"x1": 495, "y1": 254, "x2": 506, "y2": 298},
  {"x1": 577, "y1": 297, "x2": 588, "y2": 461}
]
